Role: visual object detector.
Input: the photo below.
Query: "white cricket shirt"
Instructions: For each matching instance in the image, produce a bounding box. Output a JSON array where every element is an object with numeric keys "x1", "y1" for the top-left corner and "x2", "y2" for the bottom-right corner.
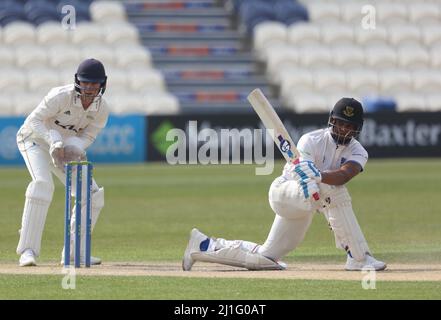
[
  {"x1": 17, "y1": 84, "x2": 109, "y2": 151},
  {"x1": 282, "y1": 128, "x2": 368, "y2": 180}
]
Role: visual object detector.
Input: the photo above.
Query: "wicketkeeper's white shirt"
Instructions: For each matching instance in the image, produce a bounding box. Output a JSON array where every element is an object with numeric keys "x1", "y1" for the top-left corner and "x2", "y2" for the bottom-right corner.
[
  {"x1": 282, "y1": 128, "x2": 368, "y2": 180},
  {"x1": 17, "y1": 84, "x2": 109, "y2": 152}
]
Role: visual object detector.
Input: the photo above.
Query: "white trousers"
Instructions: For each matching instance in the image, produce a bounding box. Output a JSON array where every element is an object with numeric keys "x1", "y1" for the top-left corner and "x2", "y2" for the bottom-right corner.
[
  {"x1": 257, "y1": 177, "x2": 315, "y2": 261},
  {"x1": 212, "y1": 178, "x2": 315, "y2": 262}
]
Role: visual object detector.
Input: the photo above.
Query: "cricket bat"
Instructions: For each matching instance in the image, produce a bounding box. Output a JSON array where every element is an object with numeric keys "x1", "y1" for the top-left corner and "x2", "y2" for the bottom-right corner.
[{"x1": 247, "y1": 88, "x2": 320, "y2": 200}]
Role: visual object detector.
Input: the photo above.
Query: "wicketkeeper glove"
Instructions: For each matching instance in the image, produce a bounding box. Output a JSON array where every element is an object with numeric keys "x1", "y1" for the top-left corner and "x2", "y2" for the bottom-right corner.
[{"x1": 49, "y1": 141, "x2": 64, "y2": 169}]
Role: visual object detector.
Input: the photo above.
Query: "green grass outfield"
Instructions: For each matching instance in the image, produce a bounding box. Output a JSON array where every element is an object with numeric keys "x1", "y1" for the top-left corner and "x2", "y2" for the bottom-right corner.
[{"x1": 1, "y1": 159, "x2": 441, "y2": 299}]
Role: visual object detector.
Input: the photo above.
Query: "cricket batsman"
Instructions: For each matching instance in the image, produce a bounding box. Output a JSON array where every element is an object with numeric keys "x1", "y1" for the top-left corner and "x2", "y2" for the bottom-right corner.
[
  {"x1": 183, "y1": 97, "x2": 387, "y2": 271},
  {"x1": 16, "y1": 58, "x2": 109, "y2": 267}
]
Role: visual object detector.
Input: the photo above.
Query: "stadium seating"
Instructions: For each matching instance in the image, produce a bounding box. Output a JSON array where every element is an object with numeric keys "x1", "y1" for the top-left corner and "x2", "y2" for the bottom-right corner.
[
  {"x1": 233, "y1": 0, "x2": 308, "y2": 34},
  {"x1": 253, "y1": 0, "x2": 441, "y2": 112},
  {"x1": 0, "y1": 0, "x2": 179, "y2": 115},
  {"x1": 2, "y1": 0, "x2": 440, "y2": 114}
]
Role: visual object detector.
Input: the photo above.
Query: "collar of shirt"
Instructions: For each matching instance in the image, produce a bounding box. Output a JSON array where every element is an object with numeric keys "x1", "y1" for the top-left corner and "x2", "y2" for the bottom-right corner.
[{"x1": 73, "y1": 94, "x2": 100, "y2": 112}]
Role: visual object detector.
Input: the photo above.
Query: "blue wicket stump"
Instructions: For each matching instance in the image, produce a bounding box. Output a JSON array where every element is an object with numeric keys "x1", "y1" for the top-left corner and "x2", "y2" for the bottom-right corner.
[{"x1": 64, "y1": 161, "x2": 93, "y2": 268}]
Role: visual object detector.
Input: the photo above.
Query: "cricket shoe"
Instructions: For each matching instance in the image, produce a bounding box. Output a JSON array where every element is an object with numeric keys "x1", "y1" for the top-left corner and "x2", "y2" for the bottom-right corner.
[
  {"x1": 345, "y1": 254, "x2": 387, "y2": 271},
  {"x1": 182, "y1": 228, "x2": 210, "y2": 271},
  {"x1": 19, "y1": 249, "x2": 37, "y2": 267}
]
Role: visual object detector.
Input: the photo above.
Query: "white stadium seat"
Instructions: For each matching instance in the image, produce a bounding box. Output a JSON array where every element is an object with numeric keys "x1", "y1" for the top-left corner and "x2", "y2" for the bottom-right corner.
[
  {"x1": 27, "y1": 68, "x2": 60, "y2": 94},
  {"x1": 0, "y1": 95, "x2": 14, "y2": 116},
  {"x1": 128, "y1": 69, "x2": 166, "y2": 92},
  {"x1": 395, "y1": 93, "x2": 427, "y2": 112},
  {"x1": 115, "y1": 45, "x2": 152, "y2": 68},
  {"x1": 253, "y1": 21, "x2": 288, "y2": 60},
  {"x1": 71, "y1": 23, "x2": 103, "y2": 45},
  {"x1": 143, "y1": 92, "x2": 180, "y2": 115},
  {"x1": 36, "y1": 22, "x2": 70, "y2": 45},
  {"x1": 90, "y1": 0, "x2": 127, "y2": 23},
  {"x1": 407, "y1": 3, "x2": 440, "y2": 25},
  {"x1": 107, "y1": 92, "x2": 179, "y2": 115},
  {"x1": 377, "y1": 3, "x2": 408, "y2": 24},
  {"x1": 307, "y1": 3, "x2": 341, "y2": 23},
  {"x1": 426, "y1": 93, "x2": 441, "y2": 112},
  {"x1": 279, "y1": 68, "x2": 314, "y2": 100},
  {"x1": 430, "y1": 46, "x2": 441, "y2": 68},
  {"x1": 58, "y1": 69, "x2": 75, "y2": 86},
  {"x1": 0, "y1": 68, "x2": 26, "y2": 93},
  {"x1": 355, "y1": 26, "x2": 388, "y2": 46},
  {"x1": 0, "y1": 46, "x2": 15, "y2": 68},
  {"x1": 15, "y1": 45, "x2": 48, "y2": 68},
  {"x1": 104, "y1": 68, "x2": 128, "y2": 93},
  {"x1": 332, "y1": 45, "x2": 365, "y2": 68},
  {"x1": 104, "y1": 23, "x2": 140, "y2": 46},
  {"x1": 266, "y1": 46, "x2": 299, "y2": 81},
  {"x1": 421, "y1": 26, "x2": 441, "y2": 48},
  {"x1": 388, "y1": 25, "x2": 421, "y2": 47},
  {"x1": 3, "y1": 22, "x2": 35, "y2": 45},
  {"x1": 287, "y1": 23, "x2": 321, "y2": 46},
  {"x1": 321, "y1": 24, "x2": 354, "y2": 45},
  {"x1": 365, "y1": 46, "x2": 397, "y2": 68},
  {"x1": 379, "y1": 69, "x2": 412, "y2": 95},
  {"x1": 313, "y1": 69, "x2": 347, "y2": 93},
  {"x1": 285, "y1": 91, "x2": 329, "y2": 113},
  {"x1": 13, "y1": 93, "x2": 43, "y2": 116},
  {"x1": 325, "y1": 92, "x2": 362, "y2": 111},
  {"x1": 81, "y1": 45, "x2": 115, "y2": 67},
  {"x1": 397, "y1": 45, "x2": 430, "y2": 69},
  {"x1": 48, "y1": 45, "x2": 81, "y2": 68},
  {"x1": 106, "y1": 93, "x2": 147, "y2": 114},
  {"x1": 412, "y1": 70, "x2": 441, "y2": 93},
  {"x1": 299, "y1": 45, "x2": 332, "y2": 68},
  {"x1": 341, "y1": 3, "x2": 364, "y2": 24},
  {"x1": 346, "y1": 69, "x2": 379, "y2": 95}
]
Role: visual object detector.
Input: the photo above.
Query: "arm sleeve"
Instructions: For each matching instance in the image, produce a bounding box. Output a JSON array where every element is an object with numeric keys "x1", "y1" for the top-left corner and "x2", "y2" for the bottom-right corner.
[
  {"x1": 346, "y1": 144, "x2": 368, "y2": 171},
  {"x1": 296, "y1": 134, "x2": 315, "y2": 162},
  {"x1": 76, "y1": 104, "x2": 109, "y2": 150},
  {"x1": 25, "y1": 90, "x2": 63, "y2": 145}
]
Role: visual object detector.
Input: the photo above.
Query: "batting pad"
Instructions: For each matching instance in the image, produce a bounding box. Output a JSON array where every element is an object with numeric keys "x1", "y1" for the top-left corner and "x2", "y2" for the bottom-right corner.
[
  {"x1": 324, "y1": 186, "x2": 371, "y2": 261},
  {"x1": 17, "y1": 181, "x2": 54, "y2": 256}
]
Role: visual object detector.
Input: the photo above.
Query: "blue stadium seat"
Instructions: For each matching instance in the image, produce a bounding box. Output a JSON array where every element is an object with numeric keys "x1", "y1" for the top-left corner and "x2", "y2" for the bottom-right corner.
[
  {"x1": 239, "y1": 1, "x2": 275, "y2": 34},
  {"x1": 24, "y1": 0, "x2": 60, "y2": 25},
  {"x1": 231, "y1": 0, "x2": 246, "y2": 13},
  {"x1": 274, "y1": 0, "x2": 308, "y2": 25},
  {"x1": 57, "y1": 0, "x2": 91, "y2": 21},
  {"x1": 363, "y1": 97, "x2": 397, "y2": 113},
  {"x1": 0, "y1": 1, "x2": 26, "y2": 26}
]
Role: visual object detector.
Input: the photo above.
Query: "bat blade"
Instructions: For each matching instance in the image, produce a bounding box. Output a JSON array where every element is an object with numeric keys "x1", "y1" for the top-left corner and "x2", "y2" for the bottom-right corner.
[
  {"x1": 247, "y1": 88, "x2": 320, "y2": 201},
  {"x1": 247, "y1": 88, "x2": 300, "y2": 164}
]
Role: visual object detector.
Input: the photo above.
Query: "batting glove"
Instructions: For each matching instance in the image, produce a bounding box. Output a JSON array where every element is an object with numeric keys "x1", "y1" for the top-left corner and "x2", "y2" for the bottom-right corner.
[
  {"x1": 293, "y1": 160, "x2": 322, "y2": 183},
  {"x1": 297, "y1": 177, "x2": 320, "y2": 201}
]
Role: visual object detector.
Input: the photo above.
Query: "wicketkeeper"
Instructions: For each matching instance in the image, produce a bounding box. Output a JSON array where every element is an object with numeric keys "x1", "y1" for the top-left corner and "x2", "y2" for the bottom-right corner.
[
  {"x1": 16, "y1": 59, "x2": 109, "y2": 267},
  {"x1": 183, "y1": 98, "x2": 386, "y2": 271}
]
